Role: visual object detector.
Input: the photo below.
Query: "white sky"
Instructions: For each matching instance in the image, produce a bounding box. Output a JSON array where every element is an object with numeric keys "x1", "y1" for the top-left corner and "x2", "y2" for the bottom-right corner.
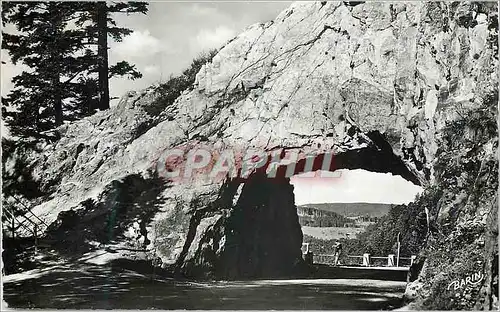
[
  {"x1": 1, "y1": 2, "x2": 422, "y2": 205},
  {"x1": 291, "y1": 169, "x2": 422, "y2": 205},
  {"x1": 108, "y1": 1, "x2": 294, "y2": 103}
]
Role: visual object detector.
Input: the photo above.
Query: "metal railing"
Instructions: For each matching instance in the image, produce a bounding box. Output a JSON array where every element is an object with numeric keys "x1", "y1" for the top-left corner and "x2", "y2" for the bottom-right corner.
[
  {"x1": 10, "y1": 195, "x2": 49, "y2": 228},
  {"x1": 3, "y1": 196, "x2": 49, "y2": 239},
  {"x1": 303, "y1": 242, "x2": 416, "y2": 268},
  {"x1": 312, "y1": 252, "x2": 416, "y2": 267},
  {"x1": 313, "y1": 254, "x2": 337, "y2": 265}
]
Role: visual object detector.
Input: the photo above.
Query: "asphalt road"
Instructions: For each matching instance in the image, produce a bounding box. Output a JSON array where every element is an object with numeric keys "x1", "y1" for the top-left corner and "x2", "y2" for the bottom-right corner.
[{"x1": 3, "y1": 261, "x2": 407, "y2": 310}]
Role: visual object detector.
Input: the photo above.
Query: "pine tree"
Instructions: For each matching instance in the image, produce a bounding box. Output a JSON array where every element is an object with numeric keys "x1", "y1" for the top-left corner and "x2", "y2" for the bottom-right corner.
[
  {"x1": 2, "y1": 2, "x2": 86, "y2": 136},
  {"x1": 71, "y1": 1, "x2": 147, "y2": 110},
  {"x1": 2, "y1": 1, "x2": 148, "y2": 138}
]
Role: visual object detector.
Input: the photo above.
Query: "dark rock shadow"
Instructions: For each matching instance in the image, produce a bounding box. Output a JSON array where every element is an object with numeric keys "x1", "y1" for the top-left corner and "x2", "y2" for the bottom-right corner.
[
  {"x1": 218, "y1": 172, "x2": 304, "y2": 279},
  {"x1": 44, "y1": 172, "x2": 170, "y2": 256}
]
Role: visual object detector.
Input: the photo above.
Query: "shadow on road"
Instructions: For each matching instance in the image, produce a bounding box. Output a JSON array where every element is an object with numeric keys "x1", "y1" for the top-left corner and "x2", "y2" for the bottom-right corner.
[{"x1": 3, "y1": 258, "x2": 406, "y2": 310}]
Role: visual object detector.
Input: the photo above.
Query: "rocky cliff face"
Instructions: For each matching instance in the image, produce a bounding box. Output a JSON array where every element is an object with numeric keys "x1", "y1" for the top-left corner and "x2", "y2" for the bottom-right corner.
[{"x1": 3, "y1": 1, "x2": 498, "y2": 309}]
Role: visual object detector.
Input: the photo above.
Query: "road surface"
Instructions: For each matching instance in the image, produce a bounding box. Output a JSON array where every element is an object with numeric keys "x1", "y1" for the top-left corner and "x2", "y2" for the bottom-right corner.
[{"x1": 3, "y1": 261, "x2": 407, "y2": 310}]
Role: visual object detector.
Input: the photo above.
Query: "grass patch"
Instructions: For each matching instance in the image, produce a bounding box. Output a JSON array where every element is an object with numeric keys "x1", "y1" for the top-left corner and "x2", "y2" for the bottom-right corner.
[{"x1": 145, "y1": 50, "x2": 218, "y2": 117}]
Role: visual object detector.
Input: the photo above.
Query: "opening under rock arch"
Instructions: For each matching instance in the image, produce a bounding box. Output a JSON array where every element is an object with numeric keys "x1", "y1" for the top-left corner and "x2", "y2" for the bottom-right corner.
[
  {"x1": 179, "y1": 130, "x2": 424, "y2": 279},
  {"x1": 220, "y1": 172, "x2": 304, "y2": 279},
  {"x1": 209, "y1": 140, "x2": 422, "y2": 279}
]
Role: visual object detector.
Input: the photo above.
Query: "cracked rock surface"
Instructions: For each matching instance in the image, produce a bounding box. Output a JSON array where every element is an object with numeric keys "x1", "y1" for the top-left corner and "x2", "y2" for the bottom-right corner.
[{"x1": 4, "y1": 1, "x2": 498, "y2": 308}]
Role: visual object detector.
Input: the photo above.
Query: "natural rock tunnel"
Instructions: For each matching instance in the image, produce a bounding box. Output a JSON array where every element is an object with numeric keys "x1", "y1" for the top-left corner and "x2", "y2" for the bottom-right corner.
[{"x1": 177, "y1": 131, "x2": 421, "y2": 279}]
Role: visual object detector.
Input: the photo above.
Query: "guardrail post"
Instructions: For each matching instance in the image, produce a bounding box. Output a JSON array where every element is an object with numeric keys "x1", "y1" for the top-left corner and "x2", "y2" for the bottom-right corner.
[
  {"x1": 388, "y1": 254, "x2": 395, "y2": 267},
  {"x1": 362, "y1": 253, "x2": 370, "y2": 266}
]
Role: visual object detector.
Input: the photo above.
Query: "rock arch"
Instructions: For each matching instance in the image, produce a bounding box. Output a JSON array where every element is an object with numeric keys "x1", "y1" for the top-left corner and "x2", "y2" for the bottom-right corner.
[{"x1": 176, "y1": 132, "x2": 421, "y2": 279}]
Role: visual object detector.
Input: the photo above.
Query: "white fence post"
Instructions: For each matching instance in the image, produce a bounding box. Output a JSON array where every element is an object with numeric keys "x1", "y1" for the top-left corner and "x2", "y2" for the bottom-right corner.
[
  {"x1": 388, "y1": 254, "x2": 395, "y2": 267},
  {"x1": 362, "y1": 253, "x2": 370, "y2": 266}
]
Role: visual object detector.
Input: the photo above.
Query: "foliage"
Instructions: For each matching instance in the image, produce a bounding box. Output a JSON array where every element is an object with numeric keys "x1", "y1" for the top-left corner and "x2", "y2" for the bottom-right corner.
[
  {"x1": 433, "y1": 92, "x2": 498, "y2": 234},
  {"x1": 1, "y1": 138, "x2": 45, "y2": 199},
  {"x1": 355, "y1": 203, "x2": 426, "y2": 256},
  {"x1": 303, "y1": 194, "x2": 433, "y2": 262},
  {"x1": 2, "y1": 2, "x2": 81, "y2": 136},
  {"x1": 413, "y1": 91, "x2": 498, "y2": 309},
  {"x1": 298, "y1": 207, "x2": 356, "y2": 227},
  {"x1": 145, "y1": 50, "x2": 218, "y2": 117},
  {"x1": 2, "y1": 1, "x2": 148, "y2": 138}
]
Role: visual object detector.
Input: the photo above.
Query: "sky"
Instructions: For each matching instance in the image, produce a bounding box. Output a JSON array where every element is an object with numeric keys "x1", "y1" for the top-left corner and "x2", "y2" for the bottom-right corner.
[
  {"x1": 108, "y1": 1, "x2": 294, "y2": 102},
  {"x1": 1, "y1": 1, "x2": 422, "y2": 205},
  {"x1": 290, "y1": 169, "x2": 422, "y2": 206},
  {"x1": 1, "y1": 1, "x2": 292, "y2": 101}
]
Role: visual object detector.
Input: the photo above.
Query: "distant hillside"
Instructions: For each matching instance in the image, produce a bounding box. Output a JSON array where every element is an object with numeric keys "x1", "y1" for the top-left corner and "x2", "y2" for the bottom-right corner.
[
  {"x1": 298, "y1": 203, "x2": 393, "y2": 218},
  {"x1": 297, "y1": 207, "x2": 354, "y2": 227}
]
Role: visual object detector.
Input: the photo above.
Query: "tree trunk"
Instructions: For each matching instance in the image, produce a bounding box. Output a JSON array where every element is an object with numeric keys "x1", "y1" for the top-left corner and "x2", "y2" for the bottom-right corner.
[
  {"x1": 97, "y1": 1, "x2": 110, "y2": 110},
  {"x1": 51, "y1": 5, "x2": 63, "y2": 126},
  {"x1": 54, "y1": 75, "x2": 62, "y2": 126}
]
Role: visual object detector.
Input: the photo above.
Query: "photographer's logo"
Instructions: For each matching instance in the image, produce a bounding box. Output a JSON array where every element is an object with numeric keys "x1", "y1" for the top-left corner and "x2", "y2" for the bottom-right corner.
[{"x1": 447, "y1": 271, "x2": 484, "y2": 291}]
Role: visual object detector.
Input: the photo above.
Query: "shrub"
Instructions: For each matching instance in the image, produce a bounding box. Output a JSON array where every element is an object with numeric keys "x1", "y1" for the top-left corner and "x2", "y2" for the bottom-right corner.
[
  {"x1": 145, "y1": 49, "x2": 218, "y2": 117},
  {"x1": 2, "y1": 138, "x2": 45, "y2": 200}
]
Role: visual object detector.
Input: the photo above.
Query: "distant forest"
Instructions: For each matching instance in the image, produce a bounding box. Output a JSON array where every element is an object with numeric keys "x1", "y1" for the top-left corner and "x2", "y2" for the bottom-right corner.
[
  {"x1": 297, "y1": 206, "x2": 356, "y2": 227},
  {"x1": 303, "y1": 200, "x2": 429, "y2": 261},
  {"x1": 298, "y1": 202, "x2": 392, "y2": 218}
]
